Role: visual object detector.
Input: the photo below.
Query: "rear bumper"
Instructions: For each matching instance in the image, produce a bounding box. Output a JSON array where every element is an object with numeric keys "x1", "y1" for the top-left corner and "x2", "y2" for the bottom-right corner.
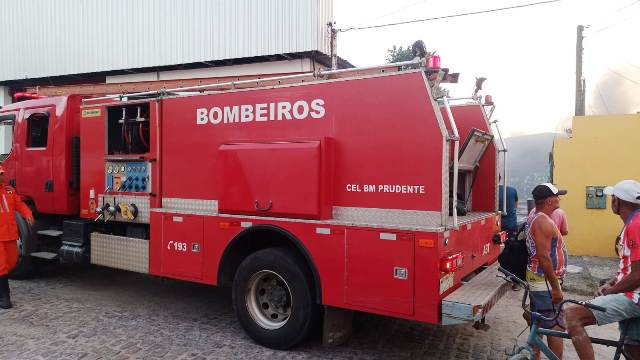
[{"x1": 441, "y1": 261, "x2": 509, "y2": 325}]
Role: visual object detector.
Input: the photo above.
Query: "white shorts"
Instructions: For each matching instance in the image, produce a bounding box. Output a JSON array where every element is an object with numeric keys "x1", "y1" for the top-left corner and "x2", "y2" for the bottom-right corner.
[{"x1": 589, "y1": 293, "x2": 640, "y2": 342}]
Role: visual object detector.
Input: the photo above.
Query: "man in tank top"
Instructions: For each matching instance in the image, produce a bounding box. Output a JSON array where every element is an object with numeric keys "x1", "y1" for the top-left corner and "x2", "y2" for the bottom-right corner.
[{"x1": 526, "y1": 183, "x2": 568, "y2": 359}]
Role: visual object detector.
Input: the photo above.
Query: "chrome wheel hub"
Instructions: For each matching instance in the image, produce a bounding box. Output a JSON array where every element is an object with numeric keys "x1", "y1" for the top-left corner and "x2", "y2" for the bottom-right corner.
[{"x1": 245, "y1": 270, "x2": 292, "y2": 330}]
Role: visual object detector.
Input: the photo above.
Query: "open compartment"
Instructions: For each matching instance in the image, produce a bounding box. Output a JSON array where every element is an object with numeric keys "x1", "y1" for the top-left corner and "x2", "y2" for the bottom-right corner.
[
  {"x1": 106, "y1": 103, "x2": 150, "y2": 155},
  {"x1": 450, "y1": 128, "x2": 493, "y2": 214}
]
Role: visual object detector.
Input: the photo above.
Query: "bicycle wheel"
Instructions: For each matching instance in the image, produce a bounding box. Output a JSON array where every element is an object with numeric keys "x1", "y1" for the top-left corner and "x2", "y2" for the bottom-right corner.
[{"x1": 509, "y1": 351, "x2": 533, "y2": 360}]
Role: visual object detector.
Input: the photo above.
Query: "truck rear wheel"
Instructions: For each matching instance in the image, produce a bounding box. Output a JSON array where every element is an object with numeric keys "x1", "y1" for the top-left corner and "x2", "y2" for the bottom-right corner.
[
  {"x1": 232, "y1": 247, "x2": 319, "y2": 349},
  {"x1": 9, "y1": 213, "x2": 36, "y2": 279}
]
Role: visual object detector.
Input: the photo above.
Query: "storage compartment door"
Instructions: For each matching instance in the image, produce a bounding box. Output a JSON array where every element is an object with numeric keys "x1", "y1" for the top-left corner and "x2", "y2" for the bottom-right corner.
[
  {"x1": 345, "y1": 229, "x2": 414, "y2": 315},
  {"x1": 219, "y1": 141, "x2": 322, "y2": 219},
  {"x1": 161, "y1": 214, "x2": 204, "y2": 280}
]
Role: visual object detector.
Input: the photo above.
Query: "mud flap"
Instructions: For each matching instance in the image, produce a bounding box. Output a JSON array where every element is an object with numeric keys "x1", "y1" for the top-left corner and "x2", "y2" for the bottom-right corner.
[{"x1": 322, "y1": 306, "x2": 353, "y2": 346}]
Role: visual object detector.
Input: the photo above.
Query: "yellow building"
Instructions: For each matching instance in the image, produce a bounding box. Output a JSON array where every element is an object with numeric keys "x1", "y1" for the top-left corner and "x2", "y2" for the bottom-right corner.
[{"x1": 553, "y1": 114, "x2": 640, "y2": 257}]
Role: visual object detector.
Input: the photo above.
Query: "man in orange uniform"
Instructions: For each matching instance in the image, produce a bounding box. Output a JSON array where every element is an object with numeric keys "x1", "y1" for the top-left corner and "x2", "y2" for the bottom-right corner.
[{"x1": 0, "y1": 165, "x2": 34, "y2": 309}]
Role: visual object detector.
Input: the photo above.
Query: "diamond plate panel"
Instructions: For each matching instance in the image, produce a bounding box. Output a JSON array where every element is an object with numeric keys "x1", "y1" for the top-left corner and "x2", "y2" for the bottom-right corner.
[
  {"x1": 90, "y1": 233, "x2": 149, "y2": 274},
  {"x1": 98, "y1": 195, "x2": 150, "y2": 223},
  {"x1": 333, "y1": 207, "x2": 443, "y2": 229},
  {"x1": 447, "y1": 212, "x2": 495, "y2": 227},
  {"x1": 162, "y1": 198, "x2": 218, "y2": 213}
]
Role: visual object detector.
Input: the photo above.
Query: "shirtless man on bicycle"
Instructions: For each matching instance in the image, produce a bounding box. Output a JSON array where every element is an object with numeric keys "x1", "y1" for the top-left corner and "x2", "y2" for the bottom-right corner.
[{"x1": 565, "y1": 180, "x2": 640, "y2": 360}]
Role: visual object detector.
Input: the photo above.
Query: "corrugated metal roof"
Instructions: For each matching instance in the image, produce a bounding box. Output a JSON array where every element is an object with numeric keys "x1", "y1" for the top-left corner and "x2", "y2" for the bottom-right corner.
[{"x1": 0, "y1": 0, "x2": 333, "y2": 82}]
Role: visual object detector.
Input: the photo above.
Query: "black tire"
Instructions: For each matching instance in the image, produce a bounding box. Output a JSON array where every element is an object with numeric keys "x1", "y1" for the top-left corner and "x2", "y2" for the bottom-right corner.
[
  {"x1": 508, "y1": 352, "x2": 533, "y2": 360},
  {"x1": 8, "y1": 213, "x2": 36, "y2": 279},
  {"x1": 232, "y1": 247, "x2": 320, "y2": 349}
]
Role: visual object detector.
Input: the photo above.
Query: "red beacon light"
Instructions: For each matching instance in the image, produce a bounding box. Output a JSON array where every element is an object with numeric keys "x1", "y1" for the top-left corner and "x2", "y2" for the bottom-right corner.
[
  {"x1": 484, "y1": 95, "x2": 494, "y2": 106},
  {"x1": 428, "y1": 55, "x2": 441, "y2": 68},
  {"x1": 12, "y1": 92, "x2": 46, "y2": 102}
]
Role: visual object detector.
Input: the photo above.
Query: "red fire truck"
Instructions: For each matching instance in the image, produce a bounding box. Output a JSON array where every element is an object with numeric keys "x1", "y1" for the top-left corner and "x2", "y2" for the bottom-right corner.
[{"x1": 0, "y1": 57, "x2": 509, "y2": 349}]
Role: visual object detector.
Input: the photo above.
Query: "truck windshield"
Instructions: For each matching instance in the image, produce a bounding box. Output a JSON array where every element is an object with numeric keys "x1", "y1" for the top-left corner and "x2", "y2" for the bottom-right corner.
[{"x1": 0, "y1": 118, "x2": 15, "y2": 161}]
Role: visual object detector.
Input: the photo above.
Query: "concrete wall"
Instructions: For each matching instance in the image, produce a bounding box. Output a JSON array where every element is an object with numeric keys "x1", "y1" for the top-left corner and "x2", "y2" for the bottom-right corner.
[
  {"x1": 553, "y1": 114, "x2": 640, "y2": 257},
  {"x1": 0, "y1": 87, "x2": 10, "y2": 106}
]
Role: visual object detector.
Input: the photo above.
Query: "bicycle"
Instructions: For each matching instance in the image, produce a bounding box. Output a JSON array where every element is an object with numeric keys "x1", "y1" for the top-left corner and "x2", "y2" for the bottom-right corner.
[{"x1": 498, "y1": 266, "x2": 635, "y2": 360}]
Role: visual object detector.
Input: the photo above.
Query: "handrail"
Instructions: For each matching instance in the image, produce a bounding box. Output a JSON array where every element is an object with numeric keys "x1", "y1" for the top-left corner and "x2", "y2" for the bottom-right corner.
[
  {"x1": 82, "y1": 59, "x2": 424, "y2": 103},
  {"x1": 441, "y1": 97, "x2": 459, "y2": 228},
  {"x1": 445, "y1": 96, "x2": 480, "y2": 102},
  {"x1": 490, "y1": 119, "x2": 508, "y2": 215}
]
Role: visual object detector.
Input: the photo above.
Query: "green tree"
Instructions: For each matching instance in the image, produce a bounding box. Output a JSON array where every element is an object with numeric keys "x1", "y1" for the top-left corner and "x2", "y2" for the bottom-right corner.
[
  {"x1": 386, "y1": 45, "x2": 415, "y2": 63},
  {"x1": 386, "y1": 44, "x2": 449, "y2": 98}
]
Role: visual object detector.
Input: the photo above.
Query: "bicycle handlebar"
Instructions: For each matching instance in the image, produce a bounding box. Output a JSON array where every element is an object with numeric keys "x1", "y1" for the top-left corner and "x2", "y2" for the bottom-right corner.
[
  {"x1": 497, "y1": 267, "x2": 528, "y2": 289},
  {"x1": 573, "y1": 300, "x2": 607, "y2": 313},
  {"x1": 497, "y1": 266, "x2": 607, "y2": 323}
]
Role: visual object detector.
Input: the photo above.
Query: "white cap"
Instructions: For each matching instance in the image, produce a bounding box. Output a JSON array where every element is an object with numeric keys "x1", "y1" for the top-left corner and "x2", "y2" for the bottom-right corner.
[{"x1": 604, "y1": 180, "x2": 640, "y2": 204}]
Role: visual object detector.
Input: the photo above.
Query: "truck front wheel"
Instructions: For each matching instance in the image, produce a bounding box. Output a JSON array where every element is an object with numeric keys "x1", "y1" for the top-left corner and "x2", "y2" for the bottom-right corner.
[
  {"x1": 232, "y1": 247, "x2": 319, "y2": 349},
  {"x1": 9, "y1": 213, "x2": 36, "y2": 279}
]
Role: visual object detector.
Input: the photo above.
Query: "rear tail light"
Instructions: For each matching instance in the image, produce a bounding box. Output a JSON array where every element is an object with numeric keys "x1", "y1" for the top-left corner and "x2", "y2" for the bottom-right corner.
[
  {"x1": 493, "y1": 231, "x2": 508, "y2": 244},
  {"x1": 441, "y1": 252, "x2": 463, "y2": 273}
]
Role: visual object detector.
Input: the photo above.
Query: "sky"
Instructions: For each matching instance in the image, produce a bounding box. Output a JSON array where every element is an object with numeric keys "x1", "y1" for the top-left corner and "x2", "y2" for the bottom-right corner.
[{"x1": 334, "y1": 0, "x2": 640, "y2": 137}]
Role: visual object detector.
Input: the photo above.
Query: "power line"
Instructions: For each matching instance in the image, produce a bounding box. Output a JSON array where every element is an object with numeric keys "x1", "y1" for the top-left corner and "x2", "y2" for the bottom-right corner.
[
  {"x1": 595, "y1": 84, "x2": 611, "y2": 114},
  {"x1": 353, "y1": 0, "x2": 428, "y2": 27},
  {"x1": 607, "y1": 67, "x2": 640, "y2": 85},
  {"x1": 624, "y1": 61, "x2": 640, "y2": 71},
  {"x1": 612, "y1": 0, "x2": 640, "y2": 14},
  {"x1": 339, "y1": 0, "x2": 561, "y2": 32},
  {"x1": 590, "y1": 16, "x2": 635, "y2": 35},
  {"x1": 583, "y1": 47, "x2": 640, "y2": 73},
  {"x1": 590, "y1": 0, "x2": 640, "y2": 27}
]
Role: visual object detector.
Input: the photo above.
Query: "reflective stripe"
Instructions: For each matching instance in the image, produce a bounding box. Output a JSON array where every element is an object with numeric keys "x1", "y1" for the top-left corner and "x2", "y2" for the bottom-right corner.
[{"x1": 1, "y1": 194, "x2": 8, "y2": 213}]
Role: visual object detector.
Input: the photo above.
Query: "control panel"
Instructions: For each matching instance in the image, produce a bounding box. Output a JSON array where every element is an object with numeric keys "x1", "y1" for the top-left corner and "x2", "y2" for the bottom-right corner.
[
  {"x1": 586, "y1": 185, "x2": 606, "y2": 209},
  {"x1": 105, "y1": 161, "x2": 151, "y2": 193}
]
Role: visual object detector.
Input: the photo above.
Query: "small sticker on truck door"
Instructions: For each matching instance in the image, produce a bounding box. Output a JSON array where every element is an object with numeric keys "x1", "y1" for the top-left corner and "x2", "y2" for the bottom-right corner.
[
  {"x1": 81, "y1": 109, "x2": 101, "y2": 118},
  {"x1": 439, "y1": 273, "x2": 454, "y2": 294}
]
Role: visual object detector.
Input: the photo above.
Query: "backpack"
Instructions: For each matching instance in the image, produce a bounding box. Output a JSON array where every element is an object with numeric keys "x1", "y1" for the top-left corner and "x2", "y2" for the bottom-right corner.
[{"x1": 498, "y1": 223, "x2": 528, "y2": 281}]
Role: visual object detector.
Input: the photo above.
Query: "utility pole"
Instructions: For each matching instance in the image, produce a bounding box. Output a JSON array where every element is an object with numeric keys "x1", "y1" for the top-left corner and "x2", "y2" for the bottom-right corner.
[
  {"x1": 575, "y1": 25, "x2": 585, "y2": 116},
  {"x1": 328, "y1": 22, "x2": 338, "y2": 70}
]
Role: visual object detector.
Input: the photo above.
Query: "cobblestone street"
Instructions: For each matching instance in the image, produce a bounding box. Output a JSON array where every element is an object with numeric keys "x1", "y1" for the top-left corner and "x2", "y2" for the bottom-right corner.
[{"x1": 0, "y1": 265, "x2": 619, "y2": 360}]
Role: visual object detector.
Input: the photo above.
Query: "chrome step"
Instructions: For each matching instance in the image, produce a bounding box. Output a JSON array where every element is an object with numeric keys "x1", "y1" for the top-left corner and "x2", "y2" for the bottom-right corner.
[
  {"x1": 37, "y1": 230, "x2": 63, "y2": 237},
  {"x1": 30, "y1": 251, "x2": 59, "y2": 260},
  {"x1": 441, "y1": 261, "x2": 510, "y2": 325}
]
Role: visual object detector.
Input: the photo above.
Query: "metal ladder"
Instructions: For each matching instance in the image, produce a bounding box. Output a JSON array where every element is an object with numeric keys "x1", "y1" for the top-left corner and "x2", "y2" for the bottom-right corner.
[
  {"x1": 440, "y1": 97, "x2": 460, "y2": 229},
  {"x1": 439, "y1": 96, "x2": 508, "y2": 228},
  {"x1": 82, "y1": 59, "x2": 425, "y2": 103},
  {"x1": 490, "y1": 118, "x2": 508, "y2": 215}
]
